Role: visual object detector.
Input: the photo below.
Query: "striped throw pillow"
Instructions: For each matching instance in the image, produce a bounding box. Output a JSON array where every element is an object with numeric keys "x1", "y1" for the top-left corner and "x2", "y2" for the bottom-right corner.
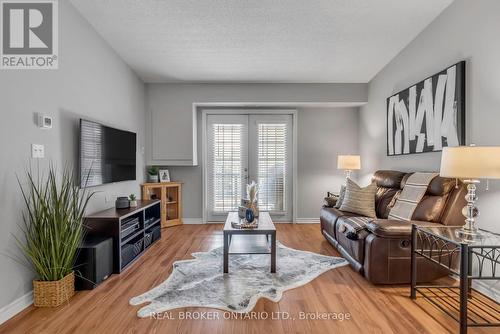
[{"x1": 339, "y1": 178, "x2": 377, "y2": 218}]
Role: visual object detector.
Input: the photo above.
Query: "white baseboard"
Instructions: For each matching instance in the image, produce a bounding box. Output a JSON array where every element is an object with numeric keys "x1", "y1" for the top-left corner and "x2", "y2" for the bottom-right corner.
[
  {"x1": 474, "y1": 280, "x2": 500, "y2": 302},
  {"x1": 183, "y1": 218, "x2": 204, "y2": 224},
  {"x1": 0, "y1": 291, "x2": 33, "y2": 325},
  {"x1": 295, "y1": 218, "x2": 320, "y2": 224}
]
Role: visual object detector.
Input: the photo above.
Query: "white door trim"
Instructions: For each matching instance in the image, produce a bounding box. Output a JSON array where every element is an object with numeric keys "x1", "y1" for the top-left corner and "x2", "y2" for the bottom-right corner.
[{"x1": 202, "y1": 109, "x2": 298, "y2": 224}]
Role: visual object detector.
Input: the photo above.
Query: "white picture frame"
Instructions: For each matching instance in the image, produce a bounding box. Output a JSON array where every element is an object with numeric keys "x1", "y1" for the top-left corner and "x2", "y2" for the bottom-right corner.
[{"x1": 159, "y1": 169, "x2": 170, "y2": 182}]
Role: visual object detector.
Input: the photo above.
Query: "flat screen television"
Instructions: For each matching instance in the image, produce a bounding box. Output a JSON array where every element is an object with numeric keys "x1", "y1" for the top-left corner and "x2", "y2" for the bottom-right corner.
[{"x1": 79, "y1": 119, "x2": 136, "y2": 188}]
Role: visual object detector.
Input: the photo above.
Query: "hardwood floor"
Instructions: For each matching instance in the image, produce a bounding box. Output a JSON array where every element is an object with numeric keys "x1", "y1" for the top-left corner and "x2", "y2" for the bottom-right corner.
[{"x1": 0, "y1": 224, "x2": 496, "y2": 334}]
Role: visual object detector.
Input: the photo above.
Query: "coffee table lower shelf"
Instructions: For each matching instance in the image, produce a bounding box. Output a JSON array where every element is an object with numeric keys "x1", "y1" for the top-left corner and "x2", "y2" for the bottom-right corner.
[{"x1": 228, "y1": 235, "x2": 271, "y2": 254}]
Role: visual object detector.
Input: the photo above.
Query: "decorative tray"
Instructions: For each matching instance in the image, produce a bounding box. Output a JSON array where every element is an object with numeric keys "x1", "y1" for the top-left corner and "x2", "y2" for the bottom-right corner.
[{"x1": 231, "y1": 219, "x2": 259, "y2": 229}]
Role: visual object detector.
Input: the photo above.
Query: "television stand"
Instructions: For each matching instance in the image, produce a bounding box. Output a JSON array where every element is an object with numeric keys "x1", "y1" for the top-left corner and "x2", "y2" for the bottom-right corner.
[{"x1": 84, "y1": 199, "x2": 161, "y2": 273}]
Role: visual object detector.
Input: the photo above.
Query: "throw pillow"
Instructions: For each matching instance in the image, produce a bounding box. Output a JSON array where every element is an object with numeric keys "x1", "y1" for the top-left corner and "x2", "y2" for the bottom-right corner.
[
  {"x1": 334, "y1": 185, "x2": 346, "y2": 209},
  {"x1": 339, "y1": 178, "x2": 377, "y2": 218}
]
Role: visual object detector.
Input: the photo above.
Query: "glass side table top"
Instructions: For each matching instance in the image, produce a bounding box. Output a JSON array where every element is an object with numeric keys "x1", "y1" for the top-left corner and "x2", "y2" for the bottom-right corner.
[{"x1": 417, "y1": 226, "x2": 500, "y2": 247}]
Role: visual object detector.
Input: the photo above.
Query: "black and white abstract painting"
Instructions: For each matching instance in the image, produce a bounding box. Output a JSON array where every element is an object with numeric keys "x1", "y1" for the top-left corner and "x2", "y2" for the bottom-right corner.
[{"x1": 387, "y1": 61, "x2": 465, "y2": 156}]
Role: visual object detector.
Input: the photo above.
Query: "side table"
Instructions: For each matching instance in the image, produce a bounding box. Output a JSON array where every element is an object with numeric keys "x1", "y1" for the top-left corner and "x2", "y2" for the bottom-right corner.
[{"x1": 411, "y1": 225, "x2": 500, "y2": 334}]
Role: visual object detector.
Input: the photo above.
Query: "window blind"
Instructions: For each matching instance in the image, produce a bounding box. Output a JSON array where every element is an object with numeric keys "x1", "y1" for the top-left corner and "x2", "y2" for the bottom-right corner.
[
  {"x1": 258, "y1": 123, "x2": 287, "y2": 212},
  {"x1": 211, "y1": 124, "x2": 244, "y2": 212},
  {"x1": 80, "y1": 120, "x2": 103, "y2": 186}
]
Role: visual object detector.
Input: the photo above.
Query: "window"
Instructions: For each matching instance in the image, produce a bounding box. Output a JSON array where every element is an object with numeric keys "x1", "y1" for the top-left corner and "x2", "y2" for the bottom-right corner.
[
  {"x1": 211, "y1": 124, "x2": 244, "y2": 212},
  {"x1": 80, "y1": 120, "x2": 103, "y2": 186},
  {"x1": 257, "y1": 124, "x2": 287, "y2": 212}
]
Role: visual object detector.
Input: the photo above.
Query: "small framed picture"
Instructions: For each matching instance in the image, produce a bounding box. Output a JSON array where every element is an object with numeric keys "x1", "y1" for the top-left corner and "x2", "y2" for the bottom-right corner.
[{"x1": 159, "y1": 169, "x2": 170, "y2": 182}]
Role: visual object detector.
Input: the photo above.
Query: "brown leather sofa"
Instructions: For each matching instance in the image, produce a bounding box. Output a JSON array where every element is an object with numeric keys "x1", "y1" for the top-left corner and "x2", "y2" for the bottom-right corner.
[{"x1": 320, "y1": 170, "x2": 466, "y2": 284}]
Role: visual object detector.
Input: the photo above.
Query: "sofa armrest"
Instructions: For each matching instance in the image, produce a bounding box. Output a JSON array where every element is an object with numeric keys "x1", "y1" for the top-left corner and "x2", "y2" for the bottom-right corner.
[
  {"x1": 323, "y1": 193, "x2": 339, "y2": 208},
  {"x1": 366, "y1": 219, "x2": 442, "y2": 239}
]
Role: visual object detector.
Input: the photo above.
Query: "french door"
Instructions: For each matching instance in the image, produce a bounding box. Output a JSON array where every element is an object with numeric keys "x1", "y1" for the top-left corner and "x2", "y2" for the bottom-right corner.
[{"x1": 206, "y1": 113, "x2": 293, "y2": 222}]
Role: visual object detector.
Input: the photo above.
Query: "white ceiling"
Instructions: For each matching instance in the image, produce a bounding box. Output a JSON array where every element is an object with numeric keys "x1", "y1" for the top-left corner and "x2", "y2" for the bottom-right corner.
[{"x1": 71, "y1": 0, "x2": 453, "y2": 83}]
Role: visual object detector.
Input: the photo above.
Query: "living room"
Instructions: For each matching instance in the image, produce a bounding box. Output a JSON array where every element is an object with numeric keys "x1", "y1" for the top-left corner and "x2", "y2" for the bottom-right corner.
[{"x1": 0, "y1": 0, "x2": 499, "y2": 333}]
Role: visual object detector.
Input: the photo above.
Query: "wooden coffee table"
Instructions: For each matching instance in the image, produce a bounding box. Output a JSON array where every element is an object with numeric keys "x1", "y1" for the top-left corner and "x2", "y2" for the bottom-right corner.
[{"x1": 223, "y1": 211, "x2": 276, "y2": 273}]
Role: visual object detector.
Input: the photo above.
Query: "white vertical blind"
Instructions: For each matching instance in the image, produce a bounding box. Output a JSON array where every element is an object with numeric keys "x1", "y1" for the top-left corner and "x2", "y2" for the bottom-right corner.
[
  {"x1": 257, "y1": 124, "x2": 287, "y2": 212},
  {"x1": 211, "y1": 124, "x2": 244, "y2": 212}
]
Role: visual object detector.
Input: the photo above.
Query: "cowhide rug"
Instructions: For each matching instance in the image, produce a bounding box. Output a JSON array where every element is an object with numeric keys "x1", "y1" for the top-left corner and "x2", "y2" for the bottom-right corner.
[{"x1": 130, "y1": 241, "x2": 347, "y2": 317}]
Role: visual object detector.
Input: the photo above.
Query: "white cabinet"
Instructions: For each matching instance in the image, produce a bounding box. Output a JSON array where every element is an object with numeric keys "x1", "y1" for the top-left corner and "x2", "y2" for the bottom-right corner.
[{"x1": 146, "y1": 87, "x2": 197, "y2": 166}]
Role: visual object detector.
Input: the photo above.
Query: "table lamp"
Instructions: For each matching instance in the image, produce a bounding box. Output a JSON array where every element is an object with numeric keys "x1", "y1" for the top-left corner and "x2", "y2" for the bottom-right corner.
[
  {"x1": 337, "y1": 155, "x2": 361, "y2": 180},
  {"x1": 440, "y1": 145, "x2": 500, "y2": 239}
]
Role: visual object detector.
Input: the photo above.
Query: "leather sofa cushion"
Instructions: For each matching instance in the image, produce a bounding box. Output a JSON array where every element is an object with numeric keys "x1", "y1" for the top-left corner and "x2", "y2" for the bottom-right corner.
[
  {"x1": 427, "y1": 177, "x2": 455, "y2": 196},
  {"x1": 366, "y1": 219, "x2": 442, "y2": 238},
  {"x1": 401, "y1": 174, "x2": 454, "y2": 196},
  {"x1": 375, "y1": 187, "x2": 399, "y2": 219},
  {"x1": 411, "y1": 177, "x2": 455, "y2": 222},
  {"x1": 440, "y1": 185, "x2": 467, "y2": 226},
  {"x1": 412, "y1": 195, "x2": 448, "y2": 222},
  {"x1": 372, "y1": 170, "x2": 406, "y2": 188},
  {"x1": 372, "y1": 171, "x2": 407, "y2": 218}
]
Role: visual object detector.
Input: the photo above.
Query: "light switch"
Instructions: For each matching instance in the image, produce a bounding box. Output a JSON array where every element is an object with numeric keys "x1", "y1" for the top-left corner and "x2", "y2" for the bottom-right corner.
[{"x1": 32, "y1": 144, "x2": 45, "y2": 158}]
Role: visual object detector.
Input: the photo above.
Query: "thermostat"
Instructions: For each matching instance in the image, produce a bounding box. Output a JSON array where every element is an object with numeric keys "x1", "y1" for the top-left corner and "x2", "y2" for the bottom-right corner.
[{"x1": 38, "y1": 115, "x2": 53, "y2": 129}]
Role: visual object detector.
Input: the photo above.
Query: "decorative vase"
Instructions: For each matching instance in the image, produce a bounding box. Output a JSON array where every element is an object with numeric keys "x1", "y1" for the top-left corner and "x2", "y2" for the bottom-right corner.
[
  {"x1": 241, "y1": 198, "x2": 259, "y2": 218},
  {"x1": 245, "y1": 208, "x2": 255, "y2": 223},
  {"x1": 33, "y1": 271, "x2": 75, "y2": 307}
]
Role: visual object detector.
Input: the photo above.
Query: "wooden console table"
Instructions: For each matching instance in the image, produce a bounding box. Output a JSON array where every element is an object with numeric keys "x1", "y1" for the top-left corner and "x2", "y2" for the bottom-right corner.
[{"x1": 142, "y1": 182, "x2": 182, "y2": 228}]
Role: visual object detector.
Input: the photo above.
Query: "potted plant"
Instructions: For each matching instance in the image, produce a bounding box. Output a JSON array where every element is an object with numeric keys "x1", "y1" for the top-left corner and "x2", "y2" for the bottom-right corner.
[
  {"x1": 147, "y1": 166, "x2": 159, "y2": 183},
  {"x1": 129, "y1": 194, "x2": 138, "y2": 207},
  {"x1": 17, "y1": 166, "x2": 94, "y2": 307}
]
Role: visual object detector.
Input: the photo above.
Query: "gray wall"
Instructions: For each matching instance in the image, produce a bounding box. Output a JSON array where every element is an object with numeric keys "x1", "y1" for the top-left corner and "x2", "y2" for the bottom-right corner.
[
  {"x1": 0, "y1": 1, "x2": 146, "y2": 310},
  {"x1": 146, "y1": 83, "x2": 365, "y2": 221},
  {"x1": 297, "y1": 107, "x2": 359, "y2": 218},
  {"x1": 160, "y1": 106, "x2": 359, "y2": 220},
  {"x1": 146, "y1": 82, "x2": 368, "y2": 166},
  {"x1": 359, "y1": 0, "x2": 500, "y2": 233}
]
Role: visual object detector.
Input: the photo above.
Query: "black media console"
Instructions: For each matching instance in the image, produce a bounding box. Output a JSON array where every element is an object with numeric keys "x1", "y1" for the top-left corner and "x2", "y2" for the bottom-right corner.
[{"x1": 84, "y1": 199, "x2": 161, "y2": 273}]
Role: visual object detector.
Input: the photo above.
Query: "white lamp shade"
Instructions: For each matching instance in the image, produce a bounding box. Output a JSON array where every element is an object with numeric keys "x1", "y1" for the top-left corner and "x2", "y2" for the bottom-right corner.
[
  {"x1": 337, "y1": 155, "x2": 361, "y2": 170},
  {"x1": 440, "y1": 146, "x2": 500, "y2": 179}
]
